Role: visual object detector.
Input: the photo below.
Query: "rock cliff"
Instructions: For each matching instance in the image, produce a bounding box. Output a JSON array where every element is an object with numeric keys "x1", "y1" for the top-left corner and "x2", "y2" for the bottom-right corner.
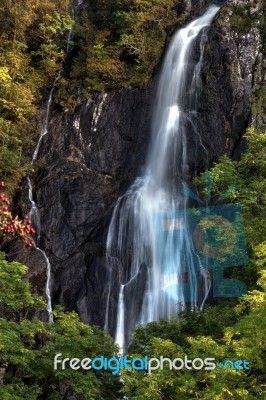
[{"x1": 11, "y1": 0, "x2": 265, "y2": 333}]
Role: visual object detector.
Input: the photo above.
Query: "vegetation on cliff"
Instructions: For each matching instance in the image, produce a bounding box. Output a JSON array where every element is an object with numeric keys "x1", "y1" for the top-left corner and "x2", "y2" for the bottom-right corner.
[
  {"x1": 0, "y1": 0, "x2": 183, "y2": 191},
  {"x1": 0, "y1": 128, "x2": 265, "y2": 399},
  {"x1": 67, "y1": 0, "x2": 180, "y2": 94},
  {"x1": 0, "y1": 0, "x2": 72, "y2": 191},
  {"x1": 0, "y1": 0, "x2": 265, "y2": 399},
  {"x1": 1, "y1": 0, "x2": 265, "y2": 192}
]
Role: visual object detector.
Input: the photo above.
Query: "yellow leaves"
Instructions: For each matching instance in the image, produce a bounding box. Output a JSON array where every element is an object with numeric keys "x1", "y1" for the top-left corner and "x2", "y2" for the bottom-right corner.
[
  {"x1": 253, "y1": 242, "x2": 266, "y2": 268},
  {"x1": 223, "y1": 327, "x2": 236, "y2": 345},
  {"x1": 0, "y1": 67, "x2": 12, "y2": 86},
  {"x1": 236, "y1": 388, "x2": 249, "y2": 396},
  {"x1": 221, "y1": 387, "x2": 234, "y2": 398},
  {"x1": 187, "y1": 335, "x2": 218, "y2": 349},
  {"x1": 257, "y1": 270, "x2": 266, "y2": 291},
  {"x1": 235, "y1": 289, "x2": 265, "y2": 316},
  {"x1": 234, "y1": 242, "x2": 266, "y2": 313},
  {"x1": 0, "y1": 79, "x2": 36, "y2": 121},
  {"x1": 76, "y1": 0, "x2": 178, "y2": 91},
  {"x1": 39, "y1": 11, "x2": 73, "y2": 40},
  {"x1": 86, "y1": 51, "x2": 125, "y2": 89},
  {"x1": 150, "y1": 337, "x2": 181, "y2": 358},
  {"x1": 242, "y1": 128, "x2": 266, "y2": 169}
]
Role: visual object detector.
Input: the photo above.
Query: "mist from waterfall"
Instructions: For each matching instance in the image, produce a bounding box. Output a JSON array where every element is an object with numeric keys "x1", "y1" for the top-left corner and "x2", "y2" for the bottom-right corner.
[{"x1": 105, "y1": 5, "x2": 220, "y2": 353}]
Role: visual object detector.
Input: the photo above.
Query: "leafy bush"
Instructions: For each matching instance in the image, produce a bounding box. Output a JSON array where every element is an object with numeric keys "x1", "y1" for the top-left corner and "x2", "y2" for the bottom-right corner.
[
  {"x1": 123, "y1": 128, "x2": 266, "y2": 399},
  {"x1": 69, "y1": 0, "x2": 182, "y2": 93},
  {"x1": 0, "y1": 0, "x2": 72, "y2": 192},
  {"x1": 0, "y1": 253, "x2": 122, "y2": 399}
]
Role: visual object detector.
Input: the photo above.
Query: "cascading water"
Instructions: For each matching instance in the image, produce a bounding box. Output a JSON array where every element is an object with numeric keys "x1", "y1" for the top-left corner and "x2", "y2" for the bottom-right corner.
[
  {"x1": 27, "y1": 1, "x2": 81, "y2": 323},
  {"x1": 66, "y1": 0, "x2": 84, "y2": 54},
  {"x1": 105, "y1": 5, "x2": 220, "y2": 353},
  {"x1": 28, "y1": 82, "x2": 55, "y2": 322}
]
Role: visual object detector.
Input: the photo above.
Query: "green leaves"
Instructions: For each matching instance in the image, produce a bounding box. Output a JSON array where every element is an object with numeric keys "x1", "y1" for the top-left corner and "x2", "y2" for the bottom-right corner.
[
  {"x1": 0, "y1": 382, "x2": 41, "y2": 400},
  {"x1": 0, "y1": 253, "x2": 44, "y2": 312},
  {"x1": 34, "y1": 11, "x2": 73, "y2": 75},
  {"x1": 122, "y1": 128, "x2": 266, "y2": 399},
  {"x1": 0, "y1": 253, "x2": 122, "y2": 399},
  {"x1": 0, "y1": 0, "x2": 73, "y2": 193},
  {"x1": 71, "y1": 0, "x2": 179, "y2": 91}
]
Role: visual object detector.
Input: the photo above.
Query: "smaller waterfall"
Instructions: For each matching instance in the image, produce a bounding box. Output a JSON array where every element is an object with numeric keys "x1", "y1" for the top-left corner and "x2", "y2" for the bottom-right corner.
[
  {"x1": 115, "y1": 285, "x2": 125, "y2": 354},
  {"x1": 28, "y1": 75, "x2": 59, "y2": 322},
  {"x1": 67, "y1": 0, "x2": 84, "y2": 53},
  {"x1": 32, "y1": 0, "x2": 82, "y2": 162},
  {"x1": 92, "y1": 93, "x2": 108, "y2": 132},
  {"x1": 31, "y1": 87, "x2": 53, "y2": 163},
  {"x1": 104, "y1": 282, "x2": 111, "y2": 331},
  {"x1": 27, "y1": 5, "x2": 79, "y2": 322},
  {"x1": 28, "y1": 176, "x2": 53, "y2": 322},
  {"x1": 27, "y1": 177, "x2": 40, "y2": 244},
  {"x1": 104, "y1": 256, "x2": 113, "y2": 331},
  {"x1": 66, "y1": 16, "x2": 74, "y2": 54},
  {"x1": 37, "y1": 248, "x2": 53, "y2": 323}
]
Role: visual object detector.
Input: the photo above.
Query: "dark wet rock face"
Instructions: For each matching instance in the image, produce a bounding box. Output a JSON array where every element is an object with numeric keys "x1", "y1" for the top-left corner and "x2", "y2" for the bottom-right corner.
[
  {"x1": 13, "y1": 0, "x2": 265, "y2": 337},
  {"x1": 199, "y1": 0, "x2": 265, "y2": 161},
  {"x1": 20, "y1": 88, "x2": 153, "y2": 331}
]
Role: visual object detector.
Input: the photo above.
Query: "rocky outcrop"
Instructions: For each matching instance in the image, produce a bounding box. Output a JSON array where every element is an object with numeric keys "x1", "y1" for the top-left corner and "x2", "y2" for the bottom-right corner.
[
  {"x1": 19, "y1": 88, "x2": 154, "y2": 328},
  {"x1": 199, "y1": 0, "x2": 265, "y2": 160},
  {"x1": 12, "y1": 0, "x2": 265, "y2": 334}
]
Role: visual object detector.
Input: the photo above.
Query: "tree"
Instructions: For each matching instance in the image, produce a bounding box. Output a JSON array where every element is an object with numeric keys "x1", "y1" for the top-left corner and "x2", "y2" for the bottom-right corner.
[
  {"x1": 0, "y1": 0, "x2": 73, "y2": 191},
  {"x1": 0, "y1": 252, "x2": 122, "y2": 399},
  {"x1": 70, "y1": 0, "x2": 180, "y2": 92},
  {"x1": 121, "y1": 128, "x2": 266, "y2": 399}
]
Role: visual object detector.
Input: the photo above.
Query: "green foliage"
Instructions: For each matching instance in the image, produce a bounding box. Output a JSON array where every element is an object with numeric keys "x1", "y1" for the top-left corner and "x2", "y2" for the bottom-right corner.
[
  {"x1": 228, "y1": 4, "x2": 255, "y2": 35},
  {"x1": 129, "y1": 303, "x2": 239, "y2": 355},
  {"x1": 68, "y1": 0, "x2": 182, "y2": 94},
  {"x1": 0, "y1": 0, "x2": 72, "y2": 192},
  {"x1": 31, "y1": 10, "x2": 73, "y2": 76},
  {"x1": 0, "y1": 252, "x2": 43, "y2": 312},
  {"x1": 122, "y1": 128, "x2": 266, "y2": 399},
  {"x1": 0, "y1": 253, "x2": 121, "y2": 399},
  {"x1": 123, "y1": 281, "x2": 266, "y2": 399},
  {"x1": 196, "y1": 129, "x2": 266, "y2": 248}
]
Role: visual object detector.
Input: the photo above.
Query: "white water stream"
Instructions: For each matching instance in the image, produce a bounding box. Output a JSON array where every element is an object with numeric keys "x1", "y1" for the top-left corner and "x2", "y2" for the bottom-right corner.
[
  {"x1": 106, "y1": 5, "x2": 220, "y2": 353},
  {"x1": 27, "y1": 1, "x2": 81, "y2": 323}
]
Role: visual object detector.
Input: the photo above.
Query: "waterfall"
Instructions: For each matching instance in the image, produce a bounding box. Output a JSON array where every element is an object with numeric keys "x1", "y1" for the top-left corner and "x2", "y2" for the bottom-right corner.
[
  {"x1": 27, "y1": 177, "x2": 55, "y2": 321},
  {"x1": 115, "y1": 285, "x2": 125, "y2": 353},
  {"x1": 27, "y1": 81, "x2": 56, "y2": 322},
  {"x1": 32, "y1": 86, "x2": 54, "y2": 163},
  {"x1": 92, "y1": 93, "x2": 108, "y2": 132},
  {"x1": 105, "y1": 5, "x2": 220, "y2": 353},
  {"x1": 27, "y1": 2, "x2": 80, "y2": 323}
]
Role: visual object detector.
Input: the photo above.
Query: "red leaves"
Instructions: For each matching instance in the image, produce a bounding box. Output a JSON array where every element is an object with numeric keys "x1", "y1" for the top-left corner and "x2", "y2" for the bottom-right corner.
[
  {"x1": 0, "y1": 181, "x2": 35, "y2": 248},
  {"x1": 0, "y1": 192, "x2": 10, "y2": 206}
]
